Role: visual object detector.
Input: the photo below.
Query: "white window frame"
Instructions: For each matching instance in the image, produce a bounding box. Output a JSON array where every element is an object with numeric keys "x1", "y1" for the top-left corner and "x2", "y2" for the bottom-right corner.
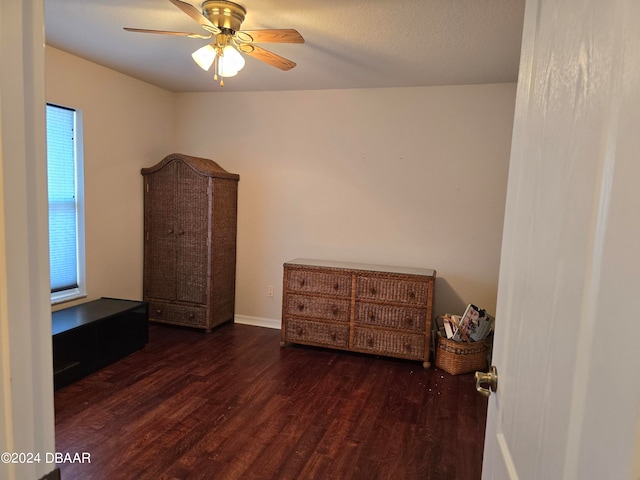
[{"x1": 47, "y1": 103, "x2": 87, "y2": 305}]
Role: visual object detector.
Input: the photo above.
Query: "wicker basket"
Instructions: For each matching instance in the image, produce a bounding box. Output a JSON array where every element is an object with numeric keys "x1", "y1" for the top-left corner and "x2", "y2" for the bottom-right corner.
[{"x1": 436, "y1": 333, "x2": 489, "y2": 375}]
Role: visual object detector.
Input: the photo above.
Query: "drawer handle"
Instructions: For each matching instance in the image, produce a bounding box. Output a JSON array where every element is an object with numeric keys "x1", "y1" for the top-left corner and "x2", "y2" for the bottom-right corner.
[
  {"x1": 405, "y1": 316, "x2": 413, "y2": 326},
  {"x1": 370, "y1": 287, "x2": 377, "y2": 295},
  {"x1": 155, "y1": 309, "x2": 162, "y2": 315},
  {"x1": 409, "y1": 291, "x2": 416, "y2": 299},
  {"x1": 330, "y1": 332, "x2": 337, "y2": 341},
  {"x1": 367, "y1": 337, "x2": 374, "y2": 347},
  {"x1": 369, "y1": 312, "x2": 375, "y2": 321},
  {"x1": 189, "y1": 313, "x2": 195, "y2": 318},
  {"x1": 296, "y1": 326, "x2": 304, "y2": 335},
  {"x1": 299, "y1": 278, "x2": 306, "y2": 287},
  {"x1": 297, "y1": 303, "x2": 305, "y2": 311},
  {"x1": 177, "y1": 229, "x2": 185, "y2": 236},
  {"x1": 167, "y1": 229, "x2": 174, "y2": 234},
  {"x1": 332, "y1": 307, "x2": 339, "y2": 316},
  {"x1": 404, "y1": 342, "x2": 412, "y2": 351},
  {"x1": 334, "y1": 282, "x2": 340, "y2": 290}
]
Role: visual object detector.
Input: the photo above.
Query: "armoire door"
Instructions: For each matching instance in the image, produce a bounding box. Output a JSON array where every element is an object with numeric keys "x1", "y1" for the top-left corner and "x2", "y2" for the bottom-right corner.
[
  {"x1": 144, "y1": 160, "x2": 178, "y2": 301},
  {"x1": 174, "y1": 160, "x2": 209, "y2": 305}
]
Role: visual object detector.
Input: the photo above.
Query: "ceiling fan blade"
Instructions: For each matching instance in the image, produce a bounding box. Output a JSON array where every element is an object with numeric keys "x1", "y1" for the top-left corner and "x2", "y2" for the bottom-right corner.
[
  {"x1": 238, "y1": 44, "x2": 297, "y2": 71},
  {"x1": 168, "y1": 0, "x2": 220, "y2": 34},
  {"x1": 236, "y1": 29, "x2": 304, "y2": 44},
  {"x1": 123, "y1": 27, "x2": 213, "y2": 39}
]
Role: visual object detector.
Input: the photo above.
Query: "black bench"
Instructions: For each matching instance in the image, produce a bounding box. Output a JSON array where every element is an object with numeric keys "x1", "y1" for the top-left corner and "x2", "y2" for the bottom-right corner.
[{"x1": 52, "y1": 297, "x2": 148, "y2": 389}]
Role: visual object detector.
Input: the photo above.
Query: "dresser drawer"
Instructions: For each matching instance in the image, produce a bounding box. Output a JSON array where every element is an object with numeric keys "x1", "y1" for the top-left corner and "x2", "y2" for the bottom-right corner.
[
  {"x1": 355, "y1": 302, "x2": 426, "y2": 332},
  {"x1": 286, "y1": 269, "x2": 352, "y2": 297},
  {"x1": 356, "y1": 276, "x2": 428, "y2": 305},
  {"x1": 149, "y1": 302, "x2": 206, "y2": 328},
  {"x1": 285, "y1": 294, "x2": 350, "y2": 323},
  {"x1": 352, "y1": 327, "x2": 425, "y2": 360},
  {"x1": 284, "y1": 318, "x2": 349, "y2": 348}
]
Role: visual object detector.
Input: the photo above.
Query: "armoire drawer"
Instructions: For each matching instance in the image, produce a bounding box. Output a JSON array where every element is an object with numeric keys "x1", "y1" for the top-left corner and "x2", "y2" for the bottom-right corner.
[{"x1": 149, "y1": 302, "x2": 206, "y2": 328}]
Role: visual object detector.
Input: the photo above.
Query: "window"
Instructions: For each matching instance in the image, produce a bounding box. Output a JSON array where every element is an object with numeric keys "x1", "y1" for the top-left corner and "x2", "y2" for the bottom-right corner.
[{"x1": 46, "y1": 104, "x2": 86, "y2": 304}]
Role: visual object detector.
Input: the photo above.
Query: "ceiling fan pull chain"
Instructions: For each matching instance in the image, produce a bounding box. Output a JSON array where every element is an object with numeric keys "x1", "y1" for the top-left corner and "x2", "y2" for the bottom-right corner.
[{"x1": 218, "y1": 55, "x2": 224, "y2": 86}]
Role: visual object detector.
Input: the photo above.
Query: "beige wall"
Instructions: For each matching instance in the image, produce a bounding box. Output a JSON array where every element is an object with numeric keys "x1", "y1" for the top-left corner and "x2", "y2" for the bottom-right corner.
[
  {"x1": 175, "y1": 85, "x2": 516, "y2": 324},
  {"x1": 45, "y1": 47, "x2": 177, "y2": 309},
  {"x1": 45, "y1": 47, "x2": 515, "y2": 323}
]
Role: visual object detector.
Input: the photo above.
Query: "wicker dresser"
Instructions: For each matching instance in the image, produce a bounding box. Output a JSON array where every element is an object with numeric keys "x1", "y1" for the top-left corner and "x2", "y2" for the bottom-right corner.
[
  {"x1": 281, "y1": 259, "x2": 436, "y2": 367},
  {"x1": 141, "y1": 153, "x2": 239, "y2": 332}
]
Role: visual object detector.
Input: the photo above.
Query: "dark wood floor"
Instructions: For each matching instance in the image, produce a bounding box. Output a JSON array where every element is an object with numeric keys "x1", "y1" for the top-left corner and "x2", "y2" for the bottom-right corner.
[{"x1": 54, "y1": 323, "x2": 488, "y2": 480}]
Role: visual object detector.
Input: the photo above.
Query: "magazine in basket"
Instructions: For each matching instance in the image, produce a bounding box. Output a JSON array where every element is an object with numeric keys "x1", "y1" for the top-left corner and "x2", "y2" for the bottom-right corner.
[{"x1": 452, "y1": 304, "x2": 493, "y2": 342}]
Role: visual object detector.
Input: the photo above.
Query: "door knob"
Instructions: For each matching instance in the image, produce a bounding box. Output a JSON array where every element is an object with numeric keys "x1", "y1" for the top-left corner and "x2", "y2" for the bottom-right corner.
[{"x1": 475, "y1": 366, "x2": 498, "y2": 397}]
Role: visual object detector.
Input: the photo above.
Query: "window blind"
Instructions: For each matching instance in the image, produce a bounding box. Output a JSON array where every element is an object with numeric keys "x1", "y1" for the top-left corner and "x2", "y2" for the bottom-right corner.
[{"x1": 47, "y1": 104, "x2": 78, "y2": 293}]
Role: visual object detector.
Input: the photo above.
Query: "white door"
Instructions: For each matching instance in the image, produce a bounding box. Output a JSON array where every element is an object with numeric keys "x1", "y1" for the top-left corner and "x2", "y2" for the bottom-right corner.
[{"x1": 481, "y1": 0, "x2": 640, "y2": 479}]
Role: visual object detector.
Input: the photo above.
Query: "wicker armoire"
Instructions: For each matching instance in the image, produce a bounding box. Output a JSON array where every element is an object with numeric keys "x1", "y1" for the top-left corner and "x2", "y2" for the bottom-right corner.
[{"x1": 141, "y1": 153, "x2": 239, "y2": 332}]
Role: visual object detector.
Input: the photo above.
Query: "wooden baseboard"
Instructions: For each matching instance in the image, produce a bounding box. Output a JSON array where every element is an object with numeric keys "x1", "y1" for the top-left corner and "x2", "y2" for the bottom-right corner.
[{"x1": 234, "y1": 314, "x2": 280, "y2": 330}]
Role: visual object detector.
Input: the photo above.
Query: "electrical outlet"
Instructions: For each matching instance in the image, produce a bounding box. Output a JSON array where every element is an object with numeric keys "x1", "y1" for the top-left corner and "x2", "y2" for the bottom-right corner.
[{"x1": 267, "y1": 285, "x2": 274, "y2": 298}]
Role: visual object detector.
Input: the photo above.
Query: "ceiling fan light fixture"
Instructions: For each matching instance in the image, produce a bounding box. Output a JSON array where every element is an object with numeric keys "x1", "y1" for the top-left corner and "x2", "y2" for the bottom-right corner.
[
  {"x1": 125, "y1": 0, "x2": 304, "y2": 86},
  {"x1": 218, "y1": 45, "x2": 245, "y2": 77},
  {"x1": 191, "y1": 44, "x2": 216, "y2": 71},
  {"x1": 219, "y1": 68, "x2": 238, "y2": 78}
]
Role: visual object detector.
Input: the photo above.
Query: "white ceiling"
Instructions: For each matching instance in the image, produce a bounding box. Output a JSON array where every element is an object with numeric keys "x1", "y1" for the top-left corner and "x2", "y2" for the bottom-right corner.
[{"x1": 44, "y1": 0, "x2": 526, "y2": 93}]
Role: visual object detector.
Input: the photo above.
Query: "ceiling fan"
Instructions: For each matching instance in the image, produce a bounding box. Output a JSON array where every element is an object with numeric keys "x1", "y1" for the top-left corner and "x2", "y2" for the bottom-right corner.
[{"x1": 124, "y1": 0, "x2": 304, "y2": 85}]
